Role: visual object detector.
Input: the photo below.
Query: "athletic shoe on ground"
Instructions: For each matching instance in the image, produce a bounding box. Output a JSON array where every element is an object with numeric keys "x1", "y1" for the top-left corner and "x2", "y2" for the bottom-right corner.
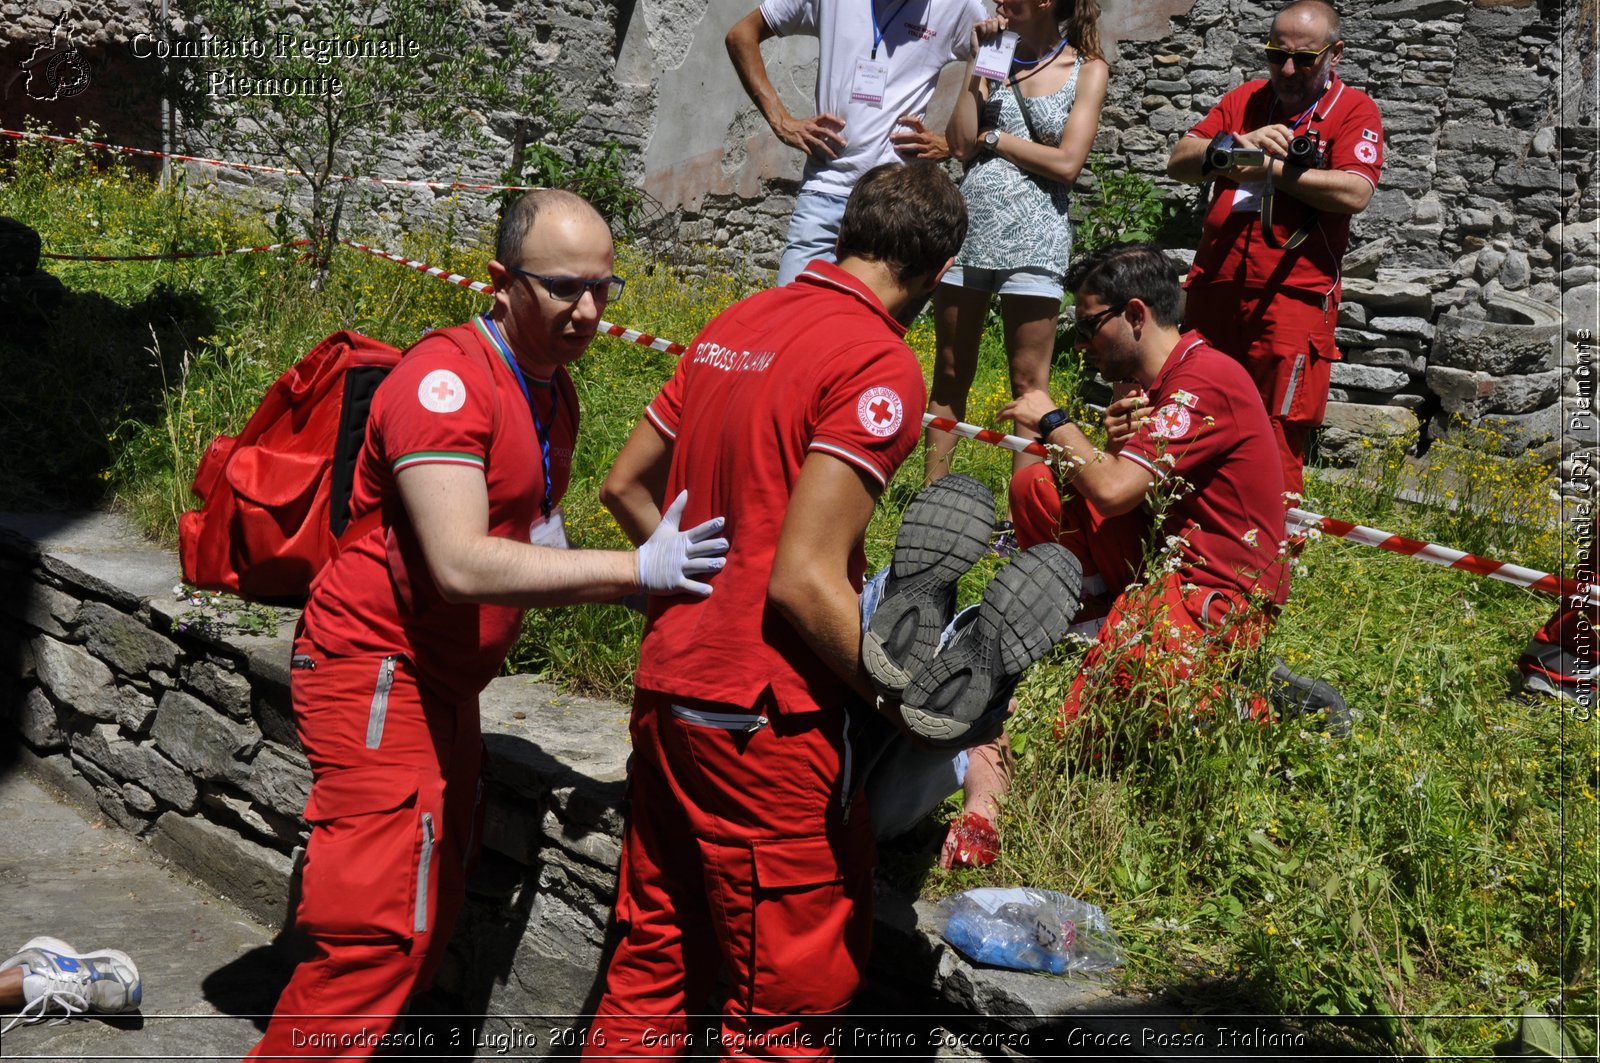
[
  {"x1": 1268, "y1": 658, "x2": 1355, "y2": 737},
  {"x1": 940, "y1": 811, "x2": 1000, "y2": 869},
  {"x1": 1520, "y1": 668, "x2": 1593, "y2": 703},
  {"x1": 862, "y1": 474, "x2": 995, "y2": 697},
  {"x1": 899, "y1": 542, "x2": 1082, "y2": 749},
  {"x1": 1517, "y1": 645, "x2": 1596, "y2": 703},
  {"x1": 1, "y1": 937, "x2": 142, "y2": 1033}
]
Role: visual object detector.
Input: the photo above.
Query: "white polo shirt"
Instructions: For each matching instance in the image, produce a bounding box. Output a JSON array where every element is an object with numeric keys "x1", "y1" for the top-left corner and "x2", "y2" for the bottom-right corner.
[{"x1": 762, "y1": 0, "x2": 984, "y2": 197}]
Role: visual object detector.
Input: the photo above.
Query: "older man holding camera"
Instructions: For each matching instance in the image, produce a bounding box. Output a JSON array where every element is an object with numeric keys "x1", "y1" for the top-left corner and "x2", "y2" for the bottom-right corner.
[{"x1": 1167, "y1": 0, "x2": 1384, "y2": 496}]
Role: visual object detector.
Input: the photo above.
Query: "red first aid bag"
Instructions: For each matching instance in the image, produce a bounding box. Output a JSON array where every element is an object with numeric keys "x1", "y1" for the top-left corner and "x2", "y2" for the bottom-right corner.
[{"x1": 178, "y1": 330, "x2": 401, "y2": 602}]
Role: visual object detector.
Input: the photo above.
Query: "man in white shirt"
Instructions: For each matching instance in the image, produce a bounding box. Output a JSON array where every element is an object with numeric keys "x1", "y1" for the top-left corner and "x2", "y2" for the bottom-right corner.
[{"x1": 727, "y1": 0, "x2": 986, "y2": 284}]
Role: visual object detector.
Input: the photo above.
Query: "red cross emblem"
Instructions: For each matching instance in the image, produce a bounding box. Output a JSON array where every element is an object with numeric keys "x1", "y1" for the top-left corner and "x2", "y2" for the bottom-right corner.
[
  {"x1": 417, "y1": 369, "x2": 468, "y2": 413},
  {"x1": 856, "y1": 386, "x2": 903, "y2": 437}
]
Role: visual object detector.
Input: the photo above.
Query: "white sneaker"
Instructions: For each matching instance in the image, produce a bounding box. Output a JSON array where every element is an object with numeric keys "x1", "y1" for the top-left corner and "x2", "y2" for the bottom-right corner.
[{"x1": 2, "y1": 936, "x2": 142, "y2": 1033}]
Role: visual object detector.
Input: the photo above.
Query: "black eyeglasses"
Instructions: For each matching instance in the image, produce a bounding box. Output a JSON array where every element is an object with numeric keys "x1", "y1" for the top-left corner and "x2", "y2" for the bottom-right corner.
[
  {"x1": 508, "y1": 267, "x2": 624, "y2": 304},
  {"x1": 1262, "y1": 41, "x2": 1332, "y2": 67},
  {"x1": 1071, "y1": 301, "x2": 1127, "y2": 342}
]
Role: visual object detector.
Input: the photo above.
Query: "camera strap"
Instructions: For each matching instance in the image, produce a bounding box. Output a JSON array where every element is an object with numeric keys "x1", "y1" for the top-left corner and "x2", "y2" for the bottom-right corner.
[
  {"x1": 1260, "y1": 175, "x2": 1318, "y2": 250},
  {"x1": 1260, "y1": 92, "x2": 1327, "y2": 249}
]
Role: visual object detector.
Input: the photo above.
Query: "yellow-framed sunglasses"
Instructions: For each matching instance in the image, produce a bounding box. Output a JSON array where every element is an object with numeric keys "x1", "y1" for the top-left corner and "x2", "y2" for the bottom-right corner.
[{"x1": 1262, "y1": 41, "x2": 1333, "y2": 66}]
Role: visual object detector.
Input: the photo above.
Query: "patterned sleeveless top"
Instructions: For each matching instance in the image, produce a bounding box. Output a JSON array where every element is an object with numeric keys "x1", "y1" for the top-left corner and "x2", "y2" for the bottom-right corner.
[{"x1": 953, "y1": 57, "x2": 1083, "y2": 278}]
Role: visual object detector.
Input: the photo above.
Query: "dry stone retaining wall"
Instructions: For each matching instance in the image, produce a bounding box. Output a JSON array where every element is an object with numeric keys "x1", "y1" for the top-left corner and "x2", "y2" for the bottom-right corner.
[{"x1": 0, "y1": 510, "x2": 629, "y2": 1018}]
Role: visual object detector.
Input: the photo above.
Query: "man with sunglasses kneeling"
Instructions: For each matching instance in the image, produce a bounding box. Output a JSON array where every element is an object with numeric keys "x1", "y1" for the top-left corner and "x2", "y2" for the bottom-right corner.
[
  {"x1": 1165, "y1": 0, "x2": 1384, "y2": 499},
  {"x1": 1002, "y1": 243, "x2": 1309, "y2": 732}
]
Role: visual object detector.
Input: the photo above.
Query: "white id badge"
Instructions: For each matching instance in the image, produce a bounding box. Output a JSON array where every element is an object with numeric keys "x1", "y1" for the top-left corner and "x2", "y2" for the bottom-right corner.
[
  {"x1": 1229, "y1": 180, "x2": 1265, "y2": 214},
  {"x1": 851, "y1": 59, "x2": 887, "y2": 107},
  {"x1": 973, "y1": 31, "x2": 1019, "y2": 82},
  {"x1": 529, "y1": 506, "x2": 571, "y2": 549}
]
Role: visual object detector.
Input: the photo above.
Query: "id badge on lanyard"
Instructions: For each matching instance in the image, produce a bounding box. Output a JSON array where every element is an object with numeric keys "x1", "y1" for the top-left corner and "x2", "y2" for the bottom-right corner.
[
  {"x1": 529, "y1": 506, "x2": 571, "y2": 549},
  {"x1": 852, "y1": 59, "x2": 887, "y2": 107}
]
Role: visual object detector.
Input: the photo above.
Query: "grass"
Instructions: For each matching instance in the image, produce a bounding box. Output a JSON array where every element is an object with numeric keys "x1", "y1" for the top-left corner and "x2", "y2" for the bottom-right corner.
[{"x1": 2, "y1": 130, "x2": 1595, "y2": 1059}]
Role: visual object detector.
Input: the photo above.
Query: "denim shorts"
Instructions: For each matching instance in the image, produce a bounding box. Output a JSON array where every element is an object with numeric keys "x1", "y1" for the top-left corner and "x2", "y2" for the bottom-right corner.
[
  {"x1": 942, "y1": 264, "x2": 1064, "y2": 301},
  {"x1": 777, "y1": 189, "x2": 849, "y2": 286}
]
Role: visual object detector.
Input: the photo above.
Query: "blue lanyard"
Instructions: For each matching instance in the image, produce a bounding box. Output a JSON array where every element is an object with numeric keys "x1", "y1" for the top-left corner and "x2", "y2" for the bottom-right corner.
[
  {"x1": 871, "y1": 0, "x2": 914, "y2": 60},
  {"x1": 1011, "y1": 33, "x2": 1068, "y2": 68},
  {"x1": 1282, "y1": 89, "x2": 1325, "y2": 133},
  {"x1": 475, "y1": 314, "x2": 557, "y2": 518}
]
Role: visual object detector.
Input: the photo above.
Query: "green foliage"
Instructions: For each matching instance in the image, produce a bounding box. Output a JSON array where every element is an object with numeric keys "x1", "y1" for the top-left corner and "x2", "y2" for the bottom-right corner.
[
  {"x1": 182, "y1": 0, "x2": 539, "y2": 281},
  {"x1": 505, "y1": 141, "x2": 652, "y2": 242},
  {"x1": 1075, "y1": 154, "x2": 1179, "y2": 253}
]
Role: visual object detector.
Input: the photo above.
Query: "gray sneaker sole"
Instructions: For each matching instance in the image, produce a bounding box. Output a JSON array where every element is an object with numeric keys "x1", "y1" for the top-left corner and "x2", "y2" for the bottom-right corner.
[
  {"x1": 899, "y1": 542, "x2": 1082, "y2": 747},
  {"x1": 862, "y1": 474, "x2": 995, "y2": 696},
  {"x1": 1269, "y1": 657, "x2": 1355, "y2": 737}
]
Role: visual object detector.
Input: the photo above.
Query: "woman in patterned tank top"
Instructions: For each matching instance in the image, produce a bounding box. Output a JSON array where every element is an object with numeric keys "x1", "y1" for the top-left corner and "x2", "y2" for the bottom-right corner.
[{"x1": 925, "y1": 0, "x2": 1108, "y2": 483}]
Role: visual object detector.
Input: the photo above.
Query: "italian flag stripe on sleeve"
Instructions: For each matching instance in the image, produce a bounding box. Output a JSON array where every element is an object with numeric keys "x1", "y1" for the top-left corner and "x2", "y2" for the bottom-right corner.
[{"x1": 392, "y1": 450, "x2": 486, "y2": 472}]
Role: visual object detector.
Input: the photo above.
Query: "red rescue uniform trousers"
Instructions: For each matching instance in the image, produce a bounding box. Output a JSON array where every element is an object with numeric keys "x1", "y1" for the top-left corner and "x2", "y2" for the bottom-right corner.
[
  {"x1": 586, "y1": 689, "x2": 873, "y2": 1061},
  {"x1": 1010, "y1": 465, "x2": 1274, "y2": 726},
  {"x1": 247, "y1": 647, "x2": 483, "y2": 1061},
  {"x1": 1183, "y1": 280, "x2": 1340, "y2": 498}
]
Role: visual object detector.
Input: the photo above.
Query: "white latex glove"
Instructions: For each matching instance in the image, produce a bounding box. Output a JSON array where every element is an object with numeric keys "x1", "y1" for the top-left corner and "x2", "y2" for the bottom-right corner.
[{"x1": 636, "y1": 490, "x2": 729, "y2": 596}]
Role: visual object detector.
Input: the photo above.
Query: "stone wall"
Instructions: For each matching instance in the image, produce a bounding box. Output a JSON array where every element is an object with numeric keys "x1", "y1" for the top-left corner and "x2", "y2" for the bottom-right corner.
[{"x1": 0, "y1": 510, "x2": 629, "y2": 1019}]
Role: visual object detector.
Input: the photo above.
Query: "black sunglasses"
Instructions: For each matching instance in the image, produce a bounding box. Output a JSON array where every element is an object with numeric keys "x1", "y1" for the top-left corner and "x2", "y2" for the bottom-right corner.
[
  {"x1": 1072, "y1": 301, "x2": 1128, "y2": 342},
  {"x1": 1262, "y1": 42, "x2": 1332, "y2": 67},
  {"x1": 508, "y1": 267, "x2": 624, "y2": 304}
]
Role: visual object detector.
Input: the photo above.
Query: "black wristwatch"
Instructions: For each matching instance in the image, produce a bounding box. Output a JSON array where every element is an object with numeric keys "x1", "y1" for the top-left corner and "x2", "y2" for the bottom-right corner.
[
  {"x1": 1036, "y1": 407, "x2": 1070, "y2": 443},
  {"x1": 981, "y1": 129, "x2": 1001, "y2": 153}
]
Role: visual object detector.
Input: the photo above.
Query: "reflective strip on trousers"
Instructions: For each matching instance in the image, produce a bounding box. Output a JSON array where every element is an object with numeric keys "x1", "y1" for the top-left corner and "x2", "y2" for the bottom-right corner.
[
  {"x1": 415, "y1": 811, "x2": 435, "y2": 934},
  {"x1": 366, "y1": 655, "x2": 397, "y2": 749},
  {"x1": 839, "y1": 714, "x2": 854, "y2": 818},
  {"x1": 669, "y1": 705, "x2": 770, "y2": 732},
  {"x1": 1280, "y1": 353, "x2": 1306, "y2": 418}
]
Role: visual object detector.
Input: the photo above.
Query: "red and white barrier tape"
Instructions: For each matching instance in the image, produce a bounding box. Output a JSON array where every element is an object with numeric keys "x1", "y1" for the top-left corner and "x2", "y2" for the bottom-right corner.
[
  {"x1": 2, "y1": 127, "x2": 542, "y2": 193},
  {"x1": 339, "y1": 239, "x2": 494, "y2": 294},
  {"x1": 597, "y1": 321, "x2": 688, "y2": 356},
  {"x1": 341, "y1": 238, "x2": 688, "y2": 355},
  {"x1": 917, "y1": 412, "x2": 1586, "y2": 602},
  {"x1": 921, "y1": 413, "x2": 1047, "y2": 459},
  {"x1": 42, "y1": 239, "x2": 310, "y2": 262},
  {"x1": 342, "y1": 236, "x2": 1587, "y2": 603},
  {"x1": 1285, "y1": 508, "x2": 1596, "y2": 606}
]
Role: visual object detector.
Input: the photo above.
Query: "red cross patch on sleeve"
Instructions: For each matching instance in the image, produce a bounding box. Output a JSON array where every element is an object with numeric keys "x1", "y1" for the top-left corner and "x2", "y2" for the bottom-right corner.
[
  {"x1": 417, "y1": 369, "x2": 467, "y2": 414},
  {"x1": 856, "y1": 387, "x2": 905, "y2": 437},
  {"x1": 1150, "y1": 403, "x2": 1193, "y2": 440}
]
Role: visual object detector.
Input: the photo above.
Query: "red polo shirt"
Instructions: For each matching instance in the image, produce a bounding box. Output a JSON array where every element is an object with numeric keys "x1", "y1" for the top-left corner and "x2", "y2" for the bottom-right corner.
[
  {"x1": 635, "y1": 261, "x2": 927, "y2": 713},
  {"x1": 300, "y1": 320, "x2": 578, "y2": 704},
  {"x1": 1119, "y1": 332, "x2": 1290, "y2": 604},
  {"x1": 1184, "y1": 75, "x2": 1384, "y2": 300}
]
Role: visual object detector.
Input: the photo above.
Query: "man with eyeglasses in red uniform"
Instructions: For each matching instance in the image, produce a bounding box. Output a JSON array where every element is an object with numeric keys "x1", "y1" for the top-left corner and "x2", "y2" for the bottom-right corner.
[
  {"x1": 247, "y1": 189, "x2": 729, "y2": 1061},
  {"x1": 1167, "y1": 0, "x2": 1384, "y2": 498}
]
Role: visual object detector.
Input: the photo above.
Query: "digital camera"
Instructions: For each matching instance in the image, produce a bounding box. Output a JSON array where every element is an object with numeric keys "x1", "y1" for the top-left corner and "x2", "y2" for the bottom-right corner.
[
  {"x1": 1284, "y1": 129, "x2": 1327, "y2": 169},
  {"x1": 1204, "y1": 132, "x2": 1265, "y2": 172}
]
